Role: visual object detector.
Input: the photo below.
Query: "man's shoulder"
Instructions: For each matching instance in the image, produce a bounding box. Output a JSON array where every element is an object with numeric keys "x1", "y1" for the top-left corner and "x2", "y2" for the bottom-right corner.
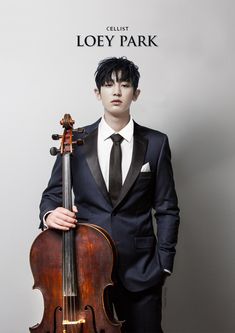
[
  {"x1": 134, "y1": 121, "x2": 168, "y2": 141},
  {"x1": 83, "y1": 118, "x2": 101, "y2": 132},
  {"x1": 74, "y1": 118, "x2": 101, "y2": 138}
]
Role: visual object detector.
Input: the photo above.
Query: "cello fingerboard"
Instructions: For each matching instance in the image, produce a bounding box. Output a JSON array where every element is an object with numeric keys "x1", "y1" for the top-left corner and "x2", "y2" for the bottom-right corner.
[{"x1": 63, "y1": 229, "x2": 78, "y2": 297}]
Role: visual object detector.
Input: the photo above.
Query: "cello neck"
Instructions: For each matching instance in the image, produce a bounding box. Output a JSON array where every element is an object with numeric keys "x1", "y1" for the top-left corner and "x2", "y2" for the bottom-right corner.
[
  {"x1": 62, "y1": 152, "x2": 78, "y2": 297},
  {"x1": 62, "y1": 153, "x2": 73, "y2": 211}
]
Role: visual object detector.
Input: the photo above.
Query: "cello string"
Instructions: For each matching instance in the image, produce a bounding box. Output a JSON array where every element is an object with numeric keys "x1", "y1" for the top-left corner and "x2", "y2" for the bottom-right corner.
[
  {"x1": 72, "y1": 231, "x2": 77, "y2": 329},
  {"x1": 72, "y1": 230, "x2": 76, "y2": 333},
  {"x1": 70, "y1": 229, "x2": 73, "y2": 322},
  {"x1": 72, "y1": 229, "x2": 77, "y2": 333},
  {"x1": 68, "y1": 230, "x2": 72, "y2": 325},
  {"x1": 70, "y1": 230, "x2": 75, "y2": 327},
  {"x1": 62, "y1": 232, "x2": 66, "y2": 327},
  {"x1": 63, "y1": 233, "x2": 66, "y2": 327},
  {"x1": 65, "y1": 231, "x2": 69, "y2": 329},
  {"x1": 66, "y1": 230, "x2": 69, "y2": 324},
  {"x1": 72, "y1": 229, "x2": 76, "y2": 323}
]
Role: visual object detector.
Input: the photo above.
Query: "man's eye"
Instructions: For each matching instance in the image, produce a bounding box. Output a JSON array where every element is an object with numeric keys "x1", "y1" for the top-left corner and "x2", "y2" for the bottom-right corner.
[
  {"x1": 121, "y1": 83, "x2": 130, "y2": 87},
  {"x1": 104, "y1": 82, "x2": 113, "y2": 87}
]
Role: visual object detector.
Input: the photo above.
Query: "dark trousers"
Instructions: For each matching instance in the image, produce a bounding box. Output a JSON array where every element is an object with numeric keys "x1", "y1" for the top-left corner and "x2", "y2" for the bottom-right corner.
[{"x1": 109, "y1": 281, "x2": 163, "y2": 333}]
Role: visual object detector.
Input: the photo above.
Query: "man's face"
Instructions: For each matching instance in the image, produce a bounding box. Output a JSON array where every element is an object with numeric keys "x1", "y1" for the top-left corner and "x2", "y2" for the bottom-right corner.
[{"x1": 95, "y1": 71, "x2": 140, "y2": 116}]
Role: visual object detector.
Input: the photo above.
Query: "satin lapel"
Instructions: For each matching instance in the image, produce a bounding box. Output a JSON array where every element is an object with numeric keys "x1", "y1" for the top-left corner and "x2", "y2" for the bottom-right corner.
[
  {"x1": 114, "y1": 125, "x2": 148, "y2": 209},
  {"x1": 83, "y1": 127, "x2": 111, "y2": 205}
]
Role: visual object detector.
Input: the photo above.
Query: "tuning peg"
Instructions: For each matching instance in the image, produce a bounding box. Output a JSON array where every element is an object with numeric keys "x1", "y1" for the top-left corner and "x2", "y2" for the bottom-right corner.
[
  {"x1": 77, "y1": 139, "x2": 84, "y2": 145},
  {"x1": 73, "y1": 128, "x2": 85, "y2": 133},
  {"x1": 72, "y1": 139, "x2": 84, "y2": 146},
  {"x1": 50, "y1": 147, "x2": 60, "y2": 156},
  {"x1": 52, "y1": 134, "x2": 62, "y2": 140}
]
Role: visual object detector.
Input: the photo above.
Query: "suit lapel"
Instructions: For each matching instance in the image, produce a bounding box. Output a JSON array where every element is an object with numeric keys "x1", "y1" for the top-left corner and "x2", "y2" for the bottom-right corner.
[
  {"x1": 114, "y1": 123, "x2": 148, "y2": 209},
  {"x1": 83, "y1": 120, "x2": 148, "y2": 209},
  {"x1": 83, "y1": 126, "x2": 112, "y2": 205}
]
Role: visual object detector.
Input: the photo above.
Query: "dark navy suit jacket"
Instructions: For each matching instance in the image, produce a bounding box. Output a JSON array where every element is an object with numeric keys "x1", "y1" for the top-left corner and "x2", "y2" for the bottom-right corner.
[{"x1": 39, "y1": 119, "x2": 180, "y2": 292}]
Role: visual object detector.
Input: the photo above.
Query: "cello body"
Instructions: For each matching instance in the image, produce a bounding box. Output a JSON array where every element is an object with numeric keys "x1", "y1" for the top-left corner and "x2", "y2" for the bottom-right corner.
[
  {"x1": 30, "y1": 114, "x2": 122, "y2": 333},
  {"x1": 30, "y1": 223, "x2": 121, "y2": 333}
]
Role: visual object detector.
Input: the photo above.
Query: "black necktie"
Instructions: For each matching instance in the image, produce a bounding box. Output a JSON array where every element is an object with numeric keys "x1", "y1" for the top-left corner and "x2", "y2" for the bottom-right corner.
[{"x1": 109, "y1": 134, "x2": 124, "y2": 205}]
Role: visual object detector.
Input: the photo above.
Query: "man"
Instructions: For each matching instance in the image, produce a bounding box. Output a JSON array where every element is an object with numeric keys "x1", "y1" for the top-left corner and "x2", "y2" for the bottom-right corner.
[{"x1": 39, "y1": 57, "x2": 180, "y2": 332}]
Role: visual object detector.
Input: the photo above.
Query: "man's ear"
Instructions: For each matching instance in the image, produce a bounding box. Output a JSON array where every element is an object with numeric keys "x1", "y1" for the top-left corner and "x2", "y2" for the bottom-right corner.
[
  {"x1": 94, "y1": 88, "x2": 101, "y2": 100},
  {"x1": 132, "y1": 89, "x2": 141, "y2": 101}
]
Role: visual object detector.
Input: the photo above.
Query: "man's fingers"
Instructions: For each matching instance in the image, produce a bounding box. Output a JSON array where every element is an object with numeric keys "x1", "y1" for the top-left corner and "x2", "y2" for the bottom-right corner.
[
  {"x1": 54, "y1": 211, "x2": 77, "y2": 224},
  {"x1": 46, "y1": 207, "x2": 77, "y2": 230},
  {"x1": 55, "y1": 207, "x2": 76, "y2": 218},
  {"x1": 49, "y1": 221, "x2": 70, "y2": 231},
  {"x1": 53, "y1": 207, "x2": 77, "y2": 223},
  {"x1": 73, "y1": 205, "x2": 78, "y2": 213},
  {"x1": 47, "y1": 218, "x2": 76, "y2": 230},
  {"x1": 54, "y1": 217, "x2": 76, "y2": 228}
]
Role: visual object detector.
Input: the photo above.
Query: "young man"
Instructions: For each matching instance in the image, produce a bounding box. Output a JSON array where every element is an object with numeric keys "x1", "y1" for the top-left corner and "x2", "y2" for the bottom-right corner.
[{"x1": 40, "y1": 57, "x2": 180, "y2": 332}]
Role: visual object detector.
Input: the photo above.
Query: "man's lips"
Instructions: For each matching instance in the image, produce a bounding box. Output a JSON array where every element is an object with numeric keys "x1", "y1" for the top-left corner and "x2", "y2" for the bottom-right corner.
[{"x1": 111, "y1": 99, "x2": 122, "y2": 104}]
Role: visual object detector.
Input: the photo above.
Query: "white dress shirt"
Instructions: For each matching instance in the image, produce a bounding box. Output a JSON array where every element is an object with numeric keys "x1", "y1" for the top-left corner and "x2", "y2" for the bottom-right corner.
[{"x1": 97, "y1": 116, "x2": 134, "y2": 191}]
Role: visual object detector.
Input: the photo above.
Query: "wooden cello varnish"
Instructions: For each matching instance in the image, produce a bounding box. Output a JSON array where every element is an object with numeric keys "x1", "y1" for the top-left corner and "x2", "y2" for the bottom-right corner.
[{"x1": 30, "y1": 114, "x2": 122, "y2": 333}]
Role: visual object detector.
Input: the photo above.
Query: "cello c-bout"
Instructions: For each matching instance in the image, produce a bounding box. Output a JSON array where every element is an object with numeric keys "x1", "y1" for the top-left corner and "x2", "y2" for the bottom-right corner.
[{"x1": 30, "y1": 114, "x2": 122, "y2": 333}]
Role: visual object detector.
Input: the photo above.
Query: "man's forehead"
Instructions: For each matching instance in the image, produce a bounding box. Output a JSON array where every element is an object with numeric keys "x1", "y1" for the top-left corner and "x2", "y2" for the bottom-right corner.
[{"x1": 109, "y1": 70, "x2": 130, "y2": 82}]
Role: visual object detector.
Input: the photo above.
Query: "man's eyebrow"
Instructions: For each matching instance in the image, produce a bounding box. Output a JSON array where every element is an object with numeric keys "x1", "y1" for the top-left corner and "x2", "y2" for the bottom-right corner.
[
  {"x1": 104, "y1": 78, "x2": 114, "y2": 82},
  {"x1": 117, "y1": 78, "x2": 131, "y2": 82},
  {"x1": 103, "y1": 76, "x2": 131, "y2": 83}
]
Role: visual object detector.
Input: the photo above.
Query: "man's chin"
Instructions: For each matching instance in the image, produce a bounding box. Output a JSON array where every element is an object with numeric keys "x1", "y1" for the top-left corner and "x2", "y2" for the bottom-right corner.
[
  {"x1": 105, "y1": 107, "x2": 130, "y2": 116},
  {"x1": 105, "y1": 109, "x2": 130, "y2": 118}
]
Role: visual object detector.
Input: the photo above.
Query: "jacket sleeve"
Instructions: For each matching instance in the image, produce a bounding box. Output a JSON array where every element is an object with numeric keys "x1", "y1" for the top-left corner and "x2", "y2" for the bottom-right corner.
[
  {"x1": 153, "y1": 134, "x2": 180, "y2": 272},
  {"x1": 39, "y1": 154, "x2": 63, "y2": 230}
]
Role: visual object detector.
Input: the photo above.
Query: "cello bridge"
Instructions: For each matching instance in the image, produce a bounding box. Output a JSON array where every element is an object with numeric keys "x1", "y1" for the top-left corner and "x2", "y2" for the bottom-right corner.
[{"x1": 63, "y1": 319, "x2": 86, "y2": 325}]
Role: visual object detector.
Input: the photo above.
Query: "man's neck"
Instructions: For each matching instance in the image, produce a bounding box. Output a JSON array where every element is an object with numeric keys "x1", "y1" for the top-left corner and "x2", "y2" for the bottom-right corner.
[{"x1": 103, "y1": 111, "x2": 131, "y2": 132}]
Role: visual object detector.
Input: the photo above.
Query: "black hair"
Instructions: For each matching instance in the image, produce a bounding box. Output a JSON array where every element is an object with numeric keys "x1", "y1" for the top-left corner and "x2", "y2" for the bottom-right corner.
[{"x1": 95, "y1": 57, "x2": 140, "y2": 92}]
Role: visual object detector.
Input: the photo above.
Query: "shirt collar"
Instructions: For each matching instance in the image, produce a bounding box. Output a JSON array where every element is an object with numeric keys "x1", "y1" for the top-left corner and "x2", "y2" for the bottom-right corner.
[{"x1": 99, "y1": 116, "x2": 134, "y2": 143}]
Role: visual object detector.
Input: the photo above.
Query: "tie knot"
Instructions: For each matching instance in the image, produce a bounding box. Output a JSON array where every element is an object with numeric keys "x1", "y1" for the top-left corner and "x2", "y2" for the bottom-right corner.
[{"x1": 110, "y1": 133, "x2": 123, "y2": 144}]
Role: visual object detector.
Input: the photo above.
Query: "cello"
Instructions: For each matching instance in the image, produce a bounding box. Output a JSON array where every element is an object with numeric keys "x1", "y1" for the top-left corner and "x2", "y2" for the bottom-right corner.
[{"x1": 30, "y1": 114, "x2": 122, "y2": 333}]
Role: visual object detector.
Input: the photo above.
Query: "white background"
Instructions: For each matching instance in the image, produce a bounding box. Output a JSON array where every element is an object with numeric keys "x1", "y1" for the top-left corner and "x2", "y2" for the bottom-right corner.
[{"x1": 0, "y1": 1, "x2": 234, "y2": 332}]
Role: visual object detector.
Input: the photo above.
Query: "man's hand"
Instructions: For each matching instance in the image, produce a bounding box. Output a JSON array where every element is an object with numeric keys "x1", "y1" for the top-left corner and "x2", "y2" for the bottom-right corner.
[{"x1": 45, "y1": 206, "x2": 78, "y2": 231}]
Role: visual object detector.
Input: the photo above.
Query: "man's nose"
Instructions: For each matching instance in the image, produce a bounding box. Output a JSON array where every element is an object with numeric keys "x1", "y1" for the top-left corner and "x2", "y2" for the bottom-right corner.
[{"x1": 113, "y1": 84, "x2": 121, "y2": 96}]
